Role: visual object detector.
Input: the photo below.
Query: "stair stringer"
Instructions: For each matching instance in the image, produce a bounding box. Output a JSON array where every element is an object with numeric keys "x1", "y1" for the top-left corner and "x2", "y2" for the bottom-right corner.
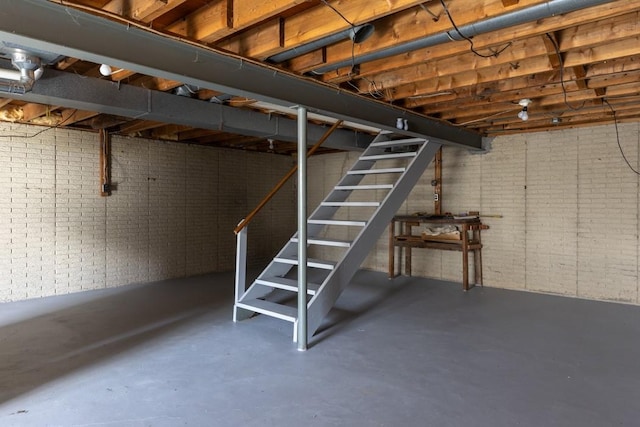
[
  {"x1": 303, "y1": 140, "x2": 442, "y2": 338},
  {"x1": 235, "y1": 133, "x2": 393, "y2": 316}
]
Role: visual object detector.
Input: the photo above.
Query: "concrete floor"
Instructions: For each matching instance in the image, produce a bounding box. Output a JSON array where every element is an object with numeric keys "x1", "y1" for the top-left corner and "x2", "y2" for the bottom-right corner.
[{"x1": 0, "y1": 270, "x2": 639, "y2": 427}]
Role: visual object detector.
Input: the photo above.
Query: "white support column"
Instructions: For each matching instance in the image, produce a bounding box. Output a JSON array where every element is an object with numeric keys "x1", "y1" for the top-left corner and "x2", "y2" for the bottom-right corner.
[
  {"x1": 233, "y1": 224, "x2": 248, "y2": 322},
  {"x1": 297, "y1": 107, "x2": 308, "y2": 351}
]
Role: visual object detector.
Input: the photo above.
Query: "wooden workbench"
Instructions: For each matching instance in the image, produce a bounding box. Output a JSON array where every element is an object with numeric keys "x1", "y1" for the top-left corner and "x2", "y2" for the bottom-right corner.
[{"x1": 389, "y1": 215, "x2": 487, "y2": 291}]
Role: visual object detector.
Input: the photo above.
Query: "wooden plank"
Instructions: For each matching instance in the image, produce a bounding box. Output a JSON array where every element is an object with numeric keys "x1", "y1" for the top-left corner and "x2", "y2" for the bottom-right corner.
[
  {"x1": 389, "y1": 34, "x2": 640, "y2": 102},
  {"x1": 60, "y1": 109, "x2": 100, "y2": 125},
  {"x1": 349, "y1": 11, "x2": 640, "y2": 93},
  {"x1": 353, "y1": 36, "x2": 549, "y2": 92},
  {"x1": 233, "y1": 0, "x2": 307, "y2": 29},
  {"x1": 118, "y1": 119, "x2": 165, "y2": 134},
  {"x1": 22, "y1": 103, "x2": 57, "y2": 122},
  {"x1": 221, "y1": 0, "x2": 456, "y2": 58},
  {"x1": 216, "y1": 19, "x2": 283, "y2": 59},
  {"x1": 542, "y1": 32, "x2": 562, "y2": 69},
  {"x1": 165, "y1": 0, "x2": 231, "y2": 41},
  {"x1": 315, "y1": 1, "x2": 640, "y2": 82}
]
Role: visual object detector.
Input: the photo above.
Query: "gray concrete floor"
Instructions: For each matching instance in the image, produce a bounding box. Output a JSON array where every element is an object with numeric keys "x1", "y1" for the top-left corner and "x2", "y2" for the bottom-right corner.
[{"x1": 0, "y1": 270, "x2": 639, "y2": 427}]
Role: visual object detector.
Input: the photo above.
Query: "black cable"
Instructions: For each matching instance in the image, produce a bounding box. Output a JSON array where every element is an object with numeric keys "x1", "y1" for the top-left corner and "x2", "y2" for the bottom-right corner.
[
  {"x1": 545, "y1": 33, "x2": 586, "y2": 111},
  {"x1": 319, "y1": 0, "x2": 385, "y2": 97},
  {"x1": 320, "y1": 0, "x2": 355, "y2": 27},
  {"x1": 439, "y1": 0, "x2": 511, "y2": 58},
  {"x1": 0, "y1": 109, "x2": 79, "y2": 139},
  {"x1": 603, "y1": 99, "x2": 640, "y2": 176}
]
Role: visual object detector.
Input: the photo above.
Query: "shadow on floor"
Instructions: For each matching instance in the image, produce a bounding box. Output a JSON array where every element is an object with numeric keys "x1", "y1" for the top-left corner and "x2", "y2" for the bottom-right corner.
[
  {"x1": 0, "y1": 273, "x2": 233, "y2": 405},
  {"x1": 310, "y1": 271, "x2": 423, "y2": 347}
]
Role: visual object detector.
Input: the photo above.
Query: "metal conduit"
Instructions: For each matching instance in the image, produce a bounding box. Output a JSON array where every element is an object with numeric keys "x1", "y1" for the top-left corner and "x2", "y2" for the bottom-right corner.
[
  {"x1": 310, "y1": 0, "x2": 614, "y2": 75},
  {"x1": 267, "y1": 24, "x2": 374, "y2": 64}
]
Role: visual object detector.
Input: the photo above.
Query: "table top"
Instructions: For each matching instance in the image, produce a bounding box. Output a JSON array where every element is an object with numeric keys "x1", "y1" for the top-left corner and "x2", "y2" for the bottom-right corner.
[{"x1": 393, "y1": 214, "x2": 482, "y2": 224}]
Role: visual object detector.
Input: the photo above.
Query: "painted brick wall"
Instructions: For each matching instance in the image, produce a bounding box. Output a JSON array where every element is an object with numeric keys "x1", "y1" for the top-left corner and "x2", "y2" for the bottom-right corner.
[
  {"x1": 0, "y1": 123, "x2": 296, "y2": 302},
  {"x1": 309, "y1": 123, "x2": 640, "y2": 305}
]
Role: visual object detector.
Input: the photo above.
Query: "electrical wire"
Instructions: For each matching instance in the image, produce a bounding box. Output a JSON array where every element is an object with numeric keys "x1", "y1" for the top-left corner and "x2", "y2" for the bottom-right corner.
[
  {"x1": 318, "y1": 0, "x2": 385, "y2": 98},
  {"x1": 545, "y1": 33, "x2": 586, "y2": 111},
  {"x1": 0, "y1": 109, "x2": 79, "y2": 139},
  {"x1": 320, "y1": 0, "x2": 356, "y2": 27},
  {"x1": 453, "y1": 107, "x2": 520, "y2": 126},
  {"x1": 439, "y1": 0, "x2": 512, "y2": 59},
  {"x1": 603, "y1": 99, "x2": 640, "y2": 176}
]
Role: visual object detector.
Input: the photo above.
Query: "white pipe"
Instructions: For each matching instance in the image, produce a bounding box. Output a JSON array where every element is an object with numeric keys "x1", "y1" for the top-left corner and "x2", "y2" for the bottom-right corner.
[{"x1": 0, "y1": 68, "x2": 22, "y2": 81}]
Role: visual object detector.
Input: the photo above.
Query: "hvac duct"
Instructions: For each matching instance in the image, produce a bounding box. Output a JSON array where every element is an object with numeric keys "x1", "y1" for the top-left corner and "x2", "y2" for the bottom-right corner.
[
  {"x1": 310, "y1": 0, "x2": 614, "y2": 75},
  {"x1": 267, "y1": 24, "x2": 375, "y2": 64},
  {"x1": 0, "y1": 50, "x2": 42, "y2": 94}
]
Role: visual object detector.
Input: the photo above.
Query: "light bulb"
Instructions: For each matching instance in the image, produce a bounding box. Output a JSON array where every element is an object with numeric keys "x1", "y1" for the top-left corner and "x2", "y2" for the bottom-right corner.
[
  {"x1": 99, "y1": 64, "x2": 112, "y2": 76},
  {"x1": 518, "y1": 108, "x2": 528, "y2": 121}
]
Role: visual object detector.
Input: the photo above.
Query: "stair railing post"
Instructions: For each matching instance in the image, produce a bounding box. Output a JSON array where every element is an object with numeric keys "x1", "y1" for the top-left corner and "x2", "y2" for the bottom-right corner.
[
  {"x1": 233, "y1": 222, "x2": 248, "y2": 322},
  {"x1": 297, "y1": 106, "x2": 308, "y2": 351}
]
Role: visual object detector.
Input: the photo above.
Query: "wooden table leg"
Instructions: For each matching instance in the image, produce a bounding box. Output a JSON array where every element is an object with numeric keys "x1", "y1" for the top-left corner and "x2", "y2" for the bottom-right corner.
[
  {"x1": 388, "y1": 220, "x2": 395, "y2": 278},
  {"x1": 462, "y1": 224, "x2": 469, "y2": 291},
  {"x1": 404, "y1": 222, "x2": 412, "y2": 276},
  {"x1": 474, "y1": 228, "x2": 483, "y2": 286}
]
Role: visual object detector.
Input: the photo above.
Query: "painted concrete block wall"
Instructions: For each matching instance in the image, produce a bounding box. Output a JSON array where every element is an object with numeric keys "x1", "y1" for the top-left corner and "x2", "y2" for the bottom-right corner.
[
  {"x1": 309, "y1": 123, "x2": 640, "y2": 305},
  {"x1": 0, "y1": 123, "x2": 296, "y2": 302}
]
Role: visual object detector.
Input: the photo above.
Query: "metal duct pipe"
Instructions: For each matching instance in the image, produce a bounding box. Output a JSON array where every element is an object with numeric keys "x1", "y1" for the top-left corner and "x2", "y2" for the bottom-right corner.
[
  {"x1": 310, "y1": 0, "x2": 614, "y2": 75},
  {"x1": 267, "y1": 23, "x2": 375, "y2": 64},
  {"x1": 0, "y1": 50, "x2": 41, "y2": 94},
  {"x1": 0, "y1": 78, "x2": 28, "y2": 94}
]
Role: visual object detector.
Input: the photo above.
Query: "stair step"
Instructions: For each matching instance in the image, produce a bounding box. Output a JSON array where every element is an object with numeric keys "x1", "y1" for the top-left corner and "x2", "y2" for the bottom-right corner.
[
  {"x1": 347, "y1": 167, "x2": 406, "y2": 175},
  {"x1": 236, "y1": 299, "x2": 297, "y2": 322},
  {"x1": 255, "y1": 277, "x2": 321, "y2": 295},
  {"x1": 360, "y1": 152, "x2": 417, "y2": 161},
  {"x1": 291, "y1": 237, "x2": 351, "y2": 248},
  {"x1": 369, "y1": 137, "x2": 426, "y2": 148},
  {"x1": 274, "y1": 256, "x2": 337, "y2": 270},
  {"x1": 321, "y1": 201, "x2": 380, "y2": 207},
  {"x1": 334, "y1": 184, "x2": 394, "y2": 191},
  {"x1": 308, "y1": 219, "x2": 367, "y2": 226}
]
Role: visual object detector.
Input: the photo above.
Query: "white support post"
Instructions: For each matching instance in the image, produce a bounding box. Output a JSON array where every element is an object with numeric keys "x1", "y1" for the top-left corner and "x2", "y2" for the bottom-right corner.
[
  {"x1": 233, "y1": 224, "x2": 248, "y2": 322},
  {"x1": 297, "y1": 106, "x2": 308, "y2": 351}
]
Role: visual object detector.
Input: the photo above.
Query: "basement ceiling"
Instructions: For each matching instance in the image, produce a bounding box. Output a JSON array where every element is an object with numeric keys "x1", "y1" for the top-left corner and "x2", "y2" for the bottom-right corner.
[{"x1": 0, "y1": 0, "x2": 638, "y2": 154}]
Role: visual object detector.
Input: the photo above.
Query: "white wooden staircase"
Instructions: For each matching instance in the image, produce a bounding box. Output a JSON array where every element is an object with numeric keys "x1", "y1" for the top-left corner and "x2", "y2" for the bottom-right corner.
[{"x1": 234, "y1": 133, "x2": 441, "y2": 340}]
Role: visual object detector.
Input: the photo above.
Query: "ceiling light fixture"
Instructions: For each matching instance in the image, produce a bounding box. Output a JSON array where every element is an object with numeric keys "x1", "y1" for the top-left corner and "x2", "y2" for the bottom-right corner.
[
  {"x1": 99, "y1": 63, "x2": 112, "y2": 76},
  {"x1": 99, "y1": 64, "x2": 126, "y2": 77},
  {"x1": 517, "y1": 98, "x2": 531, "y2": 121}
]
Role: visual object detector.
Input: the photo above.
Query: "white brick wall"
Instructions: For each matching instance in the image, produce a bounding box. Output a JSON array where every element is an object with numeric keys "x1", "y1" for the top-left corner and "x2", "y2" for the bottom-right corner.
[
  {"x1": 0, "y1": 123, "x2": 296, "y2": 302},
  {"x1": 4, "y1": 120, "x2": 637, "y2": 306},
  {"x1": 309, "y1": 124, "x2": 640, "y2": 305}
]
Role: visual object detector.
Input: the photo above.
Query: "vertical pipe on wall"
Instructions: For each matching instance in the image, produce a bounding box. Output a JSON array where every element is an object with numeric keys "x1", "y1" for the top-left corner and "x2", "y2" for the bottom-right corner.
[
  {"x1": 434, "y1": 147, "x2": 442, "y2": 215},
  {"x1": 297, "y1": 106, "x2": 308, "y2": 351},
  {"x1": 99, "y1": 129, "x2": 112, "y2": 197}
]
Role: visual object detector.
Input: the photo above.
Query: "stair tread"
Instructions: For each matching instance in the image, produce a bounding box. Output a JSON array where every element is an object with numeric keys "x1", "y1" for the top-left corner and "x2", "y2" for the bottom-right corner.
[
  {"x1": 334, "y1": 184, "x2": 394, "y2": 190},
  {"x1": 291, "y1": 237, "x2": 352, "y2": 248},
  {"x1": 274, "y1": 256, "x2": 337, "y2": 269},
  {"x1": 360, "y1": 152, "x2": 417, "y2": 160},
  {"x1": 236, "y1": 299, "x2": 297, "y2": 322},
  {"x1": 347, "y1": 167, "x2": 405, "y2": 175},
  {"x1": 369, "y1": 137, "x2": 427, "y2": 147},
  {"x1": 308, "y1": 219, "x2": 367, "y2": 226},
  {"x1": 255, "y1": 276, "x2": 321, "y2": 295},
  {"x1": 321, "y1": 201, "x2": 380, "y2": 207}
]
